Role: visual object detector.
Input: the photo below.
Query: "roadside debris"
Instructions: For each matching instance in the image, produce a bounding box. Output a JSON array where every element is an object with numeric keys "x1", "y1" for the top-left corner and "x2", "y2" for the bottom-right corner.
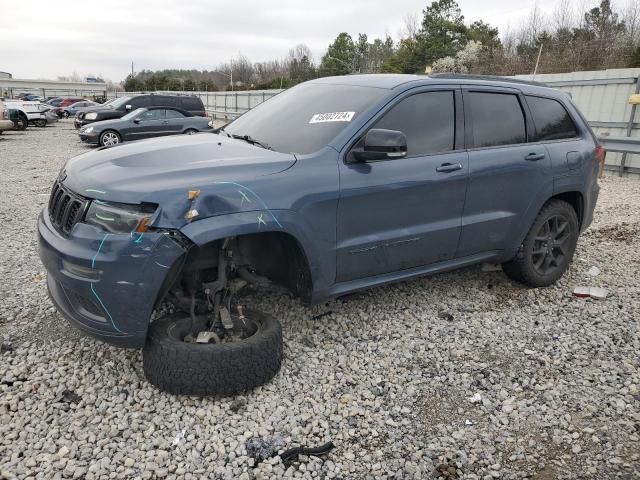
[
  {"x1": 60, "y1": 389, "x2": 82, "y2": 404},
  {"x1": 280, "y1": 441, "x2": 335, "y2": 466},
  {"x1": 0, "y1": 342, "x2": 13, "y2": 353},
  {"x1": 312, "y1": 311, "x2": 333, "y2": 320},
  {"x1": 573, "y1": 286, "x2": 609, "y2": 300},
  {"x1": 587, "y1": 266, "x2": 601, "y2": 277},
  {"x1": 438, "y1": 311, "x2": 454, "y2": 322},
  {"x1": 171, "y1": 429, "x2": 186, "y2": 447},
  {"x1": 245, "y1": 434, "x2": 288, "y2": 462},
  {"x1": 468, "y1": 393, "x2": 482, "y2": 404}
]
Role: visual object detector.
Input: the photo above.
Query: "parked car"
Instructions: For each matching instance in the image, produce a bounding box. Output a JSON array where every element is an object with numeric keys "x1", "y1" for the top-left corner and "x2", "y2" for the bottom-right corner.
[
  {"x1": 45, "y1": 97, "x2": 64, "y2": 107},
  {"x1": 38, "y1": 74, "x2": 602, "y2": 396},
  {"x1": 61, "y1": 100, "x2": 98, "y2": 118},
  {"x1": 74, "y1": 94, "x2": 206, "y2": 128},
  {"x1": 17, "y1": 93, "x2": 43, "y2": 102},
  {"x1": 78, "y1": 107, "x2": 212, "y2": 146},
  {"x1": 53, "y1": 97, "x2": 86, "y2": 117},
  {"x1": 0, "y1": 101, "x2": 14, "y2": 134},
  {"x1": 3, "y1": 100, "x2": 48, "y2": 127}
]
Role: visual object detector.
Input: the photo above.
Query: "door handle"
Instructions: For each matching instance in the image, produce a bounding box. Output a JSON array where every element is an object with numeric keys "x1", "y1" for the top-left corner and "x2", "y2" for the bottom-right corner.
[
  {"x1": 436, "y1": 162, "x2": 463, "y2": 173},
  {"x1": 525, "y1": 152, "x2": 545, "y2": 161}
]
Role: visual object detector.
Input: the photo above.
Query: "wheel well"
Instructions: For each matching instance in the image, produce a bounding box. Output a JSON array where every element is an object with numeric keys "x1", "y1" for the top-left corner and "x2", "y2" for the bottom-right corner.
[
  {"x1": 178, "y1": 232, "x2": 313, "y2": 303},
  {"x1": 550, "y1": 191, "x2": 584, "y2": 227}
]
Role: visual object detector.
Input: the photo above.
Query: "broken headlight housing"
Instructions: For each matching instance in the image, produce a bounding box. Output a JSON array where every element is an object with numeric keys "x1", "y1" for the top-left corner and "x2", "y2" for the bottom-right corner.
[{"x1": 84, "y1": 201, "x2": 156, "y2": 234}]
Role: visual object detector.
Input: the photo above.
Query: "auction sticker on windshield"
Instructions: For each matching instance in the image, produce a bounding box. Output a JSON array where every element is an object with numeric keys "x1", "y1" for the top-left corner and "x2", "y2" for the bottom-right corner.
[{"x1": 309, "y1": 111, "x2": 355, "y2": 123}]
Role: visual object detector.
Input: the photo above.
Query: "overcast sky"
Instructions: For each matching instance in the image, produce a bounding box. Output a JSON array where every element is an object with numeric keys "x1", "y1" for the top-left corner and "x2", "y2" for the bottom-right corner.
[{"x1": 1, "y1": 0, "x2": 564, "y2": 82}]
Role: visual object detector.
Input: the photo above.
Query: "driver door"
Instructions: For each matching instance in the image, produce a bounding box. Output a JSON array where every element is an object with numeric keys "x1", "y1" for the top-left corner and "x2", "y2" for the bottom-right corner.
[
  {"x1": 336, "y1": 88, "x2": 469, "y2": 282},
  {"x1": 126, "y1": 109, "x2": 166, "y2": 140}
]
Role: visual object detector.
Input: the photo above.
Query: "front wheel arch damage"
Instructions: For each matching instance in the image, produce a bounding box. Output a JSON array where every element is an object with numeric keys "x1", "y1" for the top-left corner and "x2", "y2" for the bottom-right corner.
[
  {"x1": 159, "y1": 231, "x2": 313, "y2": 310},
  {"x1": 145, "y1": 232, "x2": 312, "y2": 395}
]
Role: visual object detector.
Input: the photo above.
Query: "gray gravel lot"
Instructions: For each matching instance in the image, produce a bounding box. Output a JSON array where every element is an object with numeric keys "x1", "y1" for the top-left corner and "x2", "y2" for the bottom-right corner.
[{"x1": 1, "y1": 121, "x2": 639, "y2": 479}]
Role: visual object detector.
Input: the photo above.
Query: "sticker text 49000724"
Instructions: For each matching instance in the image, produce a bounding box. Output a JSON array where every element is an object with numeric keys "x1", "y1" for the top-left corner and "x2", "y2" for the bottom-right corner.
[{"x1": 309, "y1": 111, "x2": 355, "y2": 124}]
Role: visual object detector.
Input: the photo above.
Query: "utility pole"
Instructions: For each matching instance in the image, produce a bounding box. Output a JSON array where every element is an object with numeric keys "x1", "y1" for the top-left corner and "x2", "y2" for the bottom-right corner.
[
  {"x1": 131, "y1": 61, "x2": 134, "y2": 77},
  {"x1": 532, "y1": 44, "x2": 543, "y2": 78},
  {"x1": 229, "y1": 59, "x2": 233, "y2": 92}
]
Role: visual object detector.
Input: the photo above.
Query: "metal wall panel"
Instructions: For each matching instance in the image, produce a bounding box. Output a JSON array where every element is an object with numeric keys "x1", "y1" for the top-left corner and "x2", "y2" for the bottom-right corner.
[{"x1": 516, "y1": 69, "x2": 640, "y2": 172}]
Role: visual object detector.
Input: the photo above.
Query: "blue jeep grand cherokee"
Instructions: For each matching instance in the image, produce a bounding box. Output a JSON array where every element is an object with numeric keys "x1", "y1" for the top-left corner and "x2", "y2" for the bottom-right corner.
[{"x1": 38, "y1": 74, "x2": 602, "y2": 395}]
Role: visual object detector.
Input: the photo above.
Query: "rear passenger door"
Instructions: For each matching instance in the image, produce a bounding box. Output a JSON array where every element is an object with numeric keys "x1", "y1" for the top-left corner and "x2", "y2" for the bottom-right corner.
[
  {"x1": 457, "y1": 88, "x2": 551, "y2": 257},
  {"x1": 163, "y1": 108, "x2": 187, "y2": 134},
  {"x1": 524, "y1": 94, "x2": 586, "y2": 180}
]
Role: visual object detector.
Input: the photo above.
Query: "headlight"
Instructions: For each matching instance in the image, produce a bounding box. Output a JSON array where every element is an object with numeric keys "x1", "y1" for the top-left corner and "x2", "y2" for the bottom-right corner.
[
  {"x1": 84, "y1": 201, "x2": 155, "y2": 234},
  {"x1": 83, "y1": 126, "x2": 94, "y2": 133},
  {"x1": 85, "y1": 112, "x2": 98, "y2": 120}
]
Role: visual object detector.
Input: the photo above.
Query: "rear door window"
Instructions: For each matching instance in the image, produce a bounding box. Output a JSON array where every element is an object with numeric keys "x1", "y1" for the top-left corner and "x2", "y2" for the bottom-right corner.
[
  {"x1": 181, "y1": 97, "x2": 203, "y2": 111},
  {"x1": 165, "y1": 109, "x2": 185, "y2": 119},
  {"x1": 468, "y1": 92, "x2": 526, "y2": 148},
  {"x1": 373, "y1": 91, "x2": 455, "y2": 156},
  {"x1": 525, "y1": 95, "x2": 579, "y2": 141},
  {"x1": 130, "y1": 96, "x2": 152, "y2": 109}
]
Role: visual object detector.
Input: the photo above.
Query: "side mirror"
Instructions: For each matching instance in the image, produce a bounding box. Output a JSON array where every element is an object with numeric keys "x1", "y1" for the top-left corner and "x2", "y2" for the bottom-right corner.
[
  {"x1": 125, "y1": 104, "x2": 132, "y2": 111},
  {"x1": 133, "y1": 118, "x2": 140, "y2": 124},
  {"x1": 350, "y1": 129, "x2": 408, "y2": 163}
]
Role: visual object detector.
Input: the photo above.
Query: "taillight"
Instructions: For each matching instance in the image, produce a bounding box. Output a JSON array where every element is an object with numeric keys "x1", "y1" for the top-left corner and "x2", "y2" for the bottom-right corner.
[{"x1": 595, "y1": 145, "x2": 606, "y2": 165}]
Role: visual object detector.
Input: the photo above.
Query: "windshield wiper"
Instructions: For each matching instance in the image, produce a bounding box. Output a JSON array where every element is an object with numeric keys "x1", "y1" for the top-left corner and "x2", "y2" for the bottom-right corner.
[{"x1": 230, "y1": 134, "x2": 273, "y2": 151}]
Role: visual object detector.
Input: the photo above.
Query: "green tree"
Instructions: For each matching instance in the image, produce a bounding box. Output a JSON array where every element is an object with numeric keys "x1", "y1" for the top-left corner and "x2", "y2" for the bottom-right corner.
[
  {"x1": 416, "y1": 0, "x2": 468, "y2": 68},
  {"x1": 320, "y1": 33, "x2": 356, "y2": 76}
]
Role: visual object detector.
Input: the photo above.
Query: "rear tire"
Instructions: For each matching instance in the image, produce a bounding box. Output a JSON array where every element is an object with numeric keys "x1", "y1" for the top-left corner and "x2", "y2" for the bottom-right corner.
[
  {"x1": 63, "y1": 111, "x2": 70, "y2": 119},
  {"x1": 34, "y1": 119, "x2": 47, "y2": 127},
  {"x1": 184, "y1": 128, "x2": 198, "y2": 135},
  {"x1": 502, "y1": 200, "x2": 579, "y2": 287},
  {"x1": 143, "y1": 309, "x2": 283, "y2": 396}
]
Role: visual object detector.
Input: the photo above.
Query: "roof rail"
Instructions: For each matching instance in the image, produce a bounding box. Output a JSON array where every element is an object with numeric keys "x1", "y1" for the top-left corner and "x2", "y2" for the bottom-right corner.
[{"x1": 429, "y1": 73, "x2": 549, "y2": 88}]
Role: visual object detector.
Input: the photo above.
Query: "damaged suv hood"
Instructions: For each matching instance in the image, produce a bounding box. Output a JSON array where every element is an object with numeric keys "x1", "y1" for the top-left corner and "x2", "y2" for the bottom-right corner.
[
  {"x1": 62, "y1": 133, "x2": 297, "y2": 229},
  {"x1": 64, "y1": 133, "x2": 296, "y2": 201}
]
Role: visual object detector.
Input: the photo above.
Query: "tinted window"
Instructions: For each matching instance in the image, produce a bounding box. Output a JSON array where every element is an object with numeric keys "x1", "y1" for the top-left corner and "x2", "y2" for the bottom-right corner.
[
  {"x1": 224, "y1": 83, "x2": 386, "y2": 155},
  {"x1": 138, "y1": 109, "x2": 164, "y2": 121},
  {"x1": 165, "y1": 109, "x2": 185, "y2": 119},
  {"x1": 181, "y1": 97, "x2": 203, "y2": 110},
  {"x1": 154, "y1": 96, "x2": 178, "y2": 108},
  {"x1": 373, "y1": 91, "x2": 455, "y2": 156},
  {"x1": 129, "y1": 96, "x2": 152, "y2": 109},
  {"x1": 526, "y1": 95, "x2": 578, "y2": 141},
  {"x1": 469, "y1": 92, "x2": 526, "y2": 147}
]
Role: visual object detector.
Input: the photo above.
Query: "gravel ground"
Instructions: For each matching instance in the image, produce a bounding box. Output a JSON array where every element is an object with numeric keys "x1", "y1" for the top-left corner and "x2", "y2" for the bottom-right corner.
[{"x1": 1, "y1": 121, "x2": 639, "y2": 480}]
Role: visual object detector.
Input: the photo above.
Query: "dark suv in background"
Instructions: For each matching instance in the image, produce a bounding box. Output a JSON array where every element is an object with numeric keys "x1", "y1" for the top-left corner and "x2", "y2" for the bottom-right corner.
[
  {"x1": 39, "y1": 74, "x2": 601, "y2": 396},
  {"x1": 74, "y1": 94, "x2": 206, "y2": 128}
]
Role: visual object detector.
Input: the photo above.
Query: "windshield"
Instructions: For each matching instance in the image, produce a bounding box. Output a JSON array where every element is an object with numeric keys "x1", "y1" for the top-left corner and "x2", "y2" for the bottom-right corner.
[
  {"x1": 121, "y1": 108, "x2": 145, "y2": 120},
  {"x1": 224, "y1": 83, "x2": 386, "y2": 155},
  {"x1": 108, "y1": 96, "x2": 132, "y2": 109}
]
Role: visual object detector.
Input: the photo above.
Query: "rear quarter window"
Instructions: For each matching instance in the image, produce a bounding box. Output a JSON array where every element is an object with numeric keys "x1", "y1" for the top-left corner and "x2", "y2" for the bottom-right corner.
[
  {"x1": 180, "y1": 97, "x2": 204, "y2": 111},
  {"x1": 525, "y1": 95, "x2": 579, "y2": 141}
]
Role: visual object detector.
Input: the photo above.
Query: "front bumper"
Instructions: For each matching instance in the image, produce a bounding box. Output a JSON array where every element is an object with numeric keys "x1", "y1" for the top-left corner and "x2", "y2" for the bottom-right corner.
[
  {"x1": 0, "y1": 119, "x2": 13, "y2": 131},
  {"x1": 74, "y1": 118, "x2": 95, "y2": 129},
  {"x1": 78, "y1": 131, "x2": 99, "y2": 144},
  {"x1": 38, "y1": 209, "x2": 187, "y2": 348}
]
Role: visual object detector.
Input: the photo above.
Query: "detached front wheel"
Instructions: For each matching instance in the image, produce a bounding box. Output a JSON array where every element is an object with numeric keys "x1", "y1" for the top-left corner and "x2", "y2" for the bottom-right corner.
[{"x1": 143, "y1": 309, "x2": 283, "y2": 396}]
